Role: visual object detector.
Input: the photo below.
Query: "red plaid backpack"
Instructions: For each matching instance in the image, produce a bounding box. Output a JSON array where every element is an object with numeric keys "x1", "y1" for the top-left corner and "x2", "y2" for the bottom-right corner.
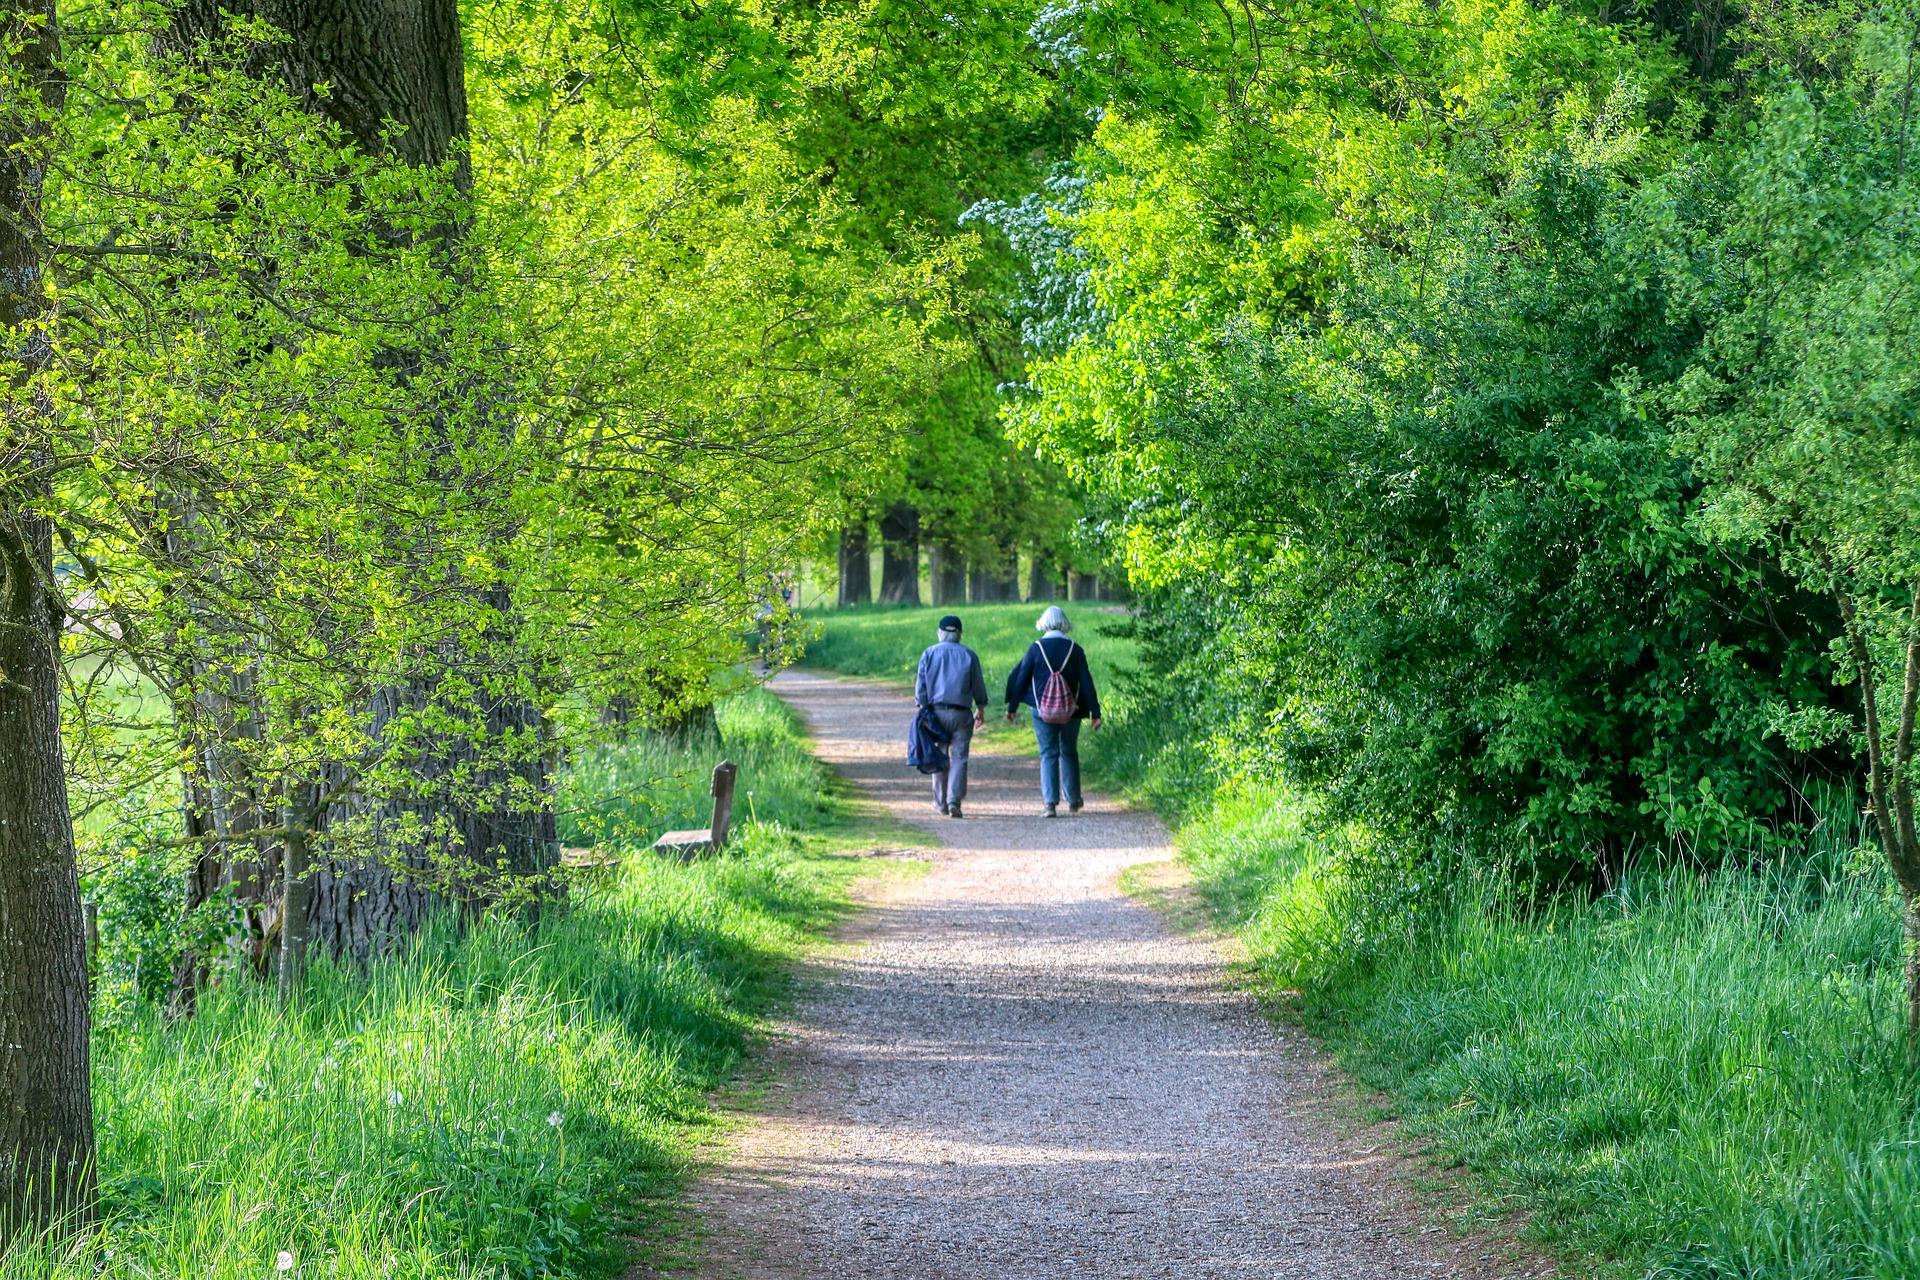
[{"x1": 1036, "y1": 640, "x2": 1079, "y2": 725}]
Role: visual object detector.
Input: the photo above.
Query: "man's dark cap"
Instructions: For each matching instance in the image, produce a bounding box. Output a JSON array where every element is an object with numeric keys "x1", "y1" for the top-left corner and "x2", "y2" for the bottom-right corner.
[{"x1": 939, "y1": 615, "x2": 963, "y2": 633}]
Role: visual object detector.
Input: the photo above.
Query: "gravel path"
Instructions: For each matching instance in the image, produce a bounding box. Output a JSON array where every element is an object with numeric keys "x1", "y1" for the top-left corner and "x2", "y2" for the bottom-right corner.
[{"x1": 660, "y1": 669, "x2": 1545, "y2": 1280}]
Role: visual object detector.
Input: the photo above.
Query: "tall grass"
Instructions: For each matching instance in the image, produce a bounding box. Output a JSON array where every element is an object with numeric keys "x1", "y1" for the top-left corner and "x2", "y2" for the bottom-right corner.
[
  {"x1": 558, "y1": 687, "x2": 840, "y2": 850},
  {"x1": 35, "y1": 687, "x2": 856, "y2": 1279},
  {"x1": 1184, "y1": 783, "x2": 1920, "y2": 1279}
]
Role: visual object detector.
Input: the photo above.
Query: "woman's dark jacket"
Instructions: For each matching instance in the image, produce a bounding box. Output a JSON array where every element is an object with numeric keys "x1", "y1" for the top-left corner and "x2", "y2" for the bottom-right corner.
[{"x1": 1004, "y1": 635, "x2": 1101, "y2": 721}]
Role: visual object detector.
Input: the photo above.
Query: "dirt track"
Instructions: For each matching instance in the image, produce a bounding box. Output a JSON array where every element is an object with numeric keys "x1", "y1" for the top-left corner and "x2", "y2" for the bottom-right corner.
[{"x1": 658, "y1": 668, "x2": 1547, "y2": 1280}]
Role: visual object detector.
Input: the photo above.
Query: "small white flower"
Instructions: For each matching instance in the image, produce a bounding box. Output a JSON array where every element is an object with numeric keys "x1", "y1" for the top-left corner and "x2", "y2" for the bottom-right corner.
[
  {"x1": 251, "y1": 1078, "x2": 266, "y2": 1091},
  {"x1": 387, "y1": 1090, "x2": 404, "y2": 1107},
  {"x1": 547, "y1": 1111, "x2": 564, "y2": 1128},
  {"x1": 275, "y1": 1250, "x2": 295, "y2": 1271}
]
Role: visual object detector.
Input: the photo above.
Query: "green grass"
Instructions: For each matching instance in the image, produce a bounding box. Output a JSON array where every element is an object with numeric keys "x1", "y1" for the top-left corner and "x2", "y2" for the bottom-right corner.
[
  {"x1": 1181, "y1": 782, "x2": 1920, "y2": 1279},
  {"x1": 558, "y1": 687, "x2": 846, "y2": 850},
  {"x1": 800, "y1": 603, "x2": 1137, "y2": 700},
  {"x1": 37, "y1": 687, "x2": 871, "y2": 1279}
]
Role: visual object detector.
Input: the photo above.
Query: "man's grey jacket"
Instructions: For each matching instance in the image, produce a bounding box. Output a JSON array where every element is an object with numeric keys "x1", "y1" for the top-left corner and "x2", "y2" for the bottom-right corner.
[{"x1": 915, "y1": 638, "x2": 989, "y2": 709}]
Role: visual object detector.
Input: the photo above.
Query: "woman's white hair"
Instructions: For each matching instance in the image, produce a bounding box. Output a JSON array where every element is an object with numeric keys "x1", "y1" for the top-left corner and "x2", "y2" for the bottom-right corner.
[{"x1": 1035, "y1": 605, "x2": 1072, "y2": 633}]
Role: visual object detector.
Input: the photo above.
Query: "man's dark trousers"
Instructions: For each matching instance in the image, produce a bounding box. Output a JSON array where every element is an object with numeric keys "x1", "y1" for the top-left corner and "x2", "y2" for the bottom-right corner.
[{"x1": 931, "y1": 706, "x2": 974, "y2": 810}]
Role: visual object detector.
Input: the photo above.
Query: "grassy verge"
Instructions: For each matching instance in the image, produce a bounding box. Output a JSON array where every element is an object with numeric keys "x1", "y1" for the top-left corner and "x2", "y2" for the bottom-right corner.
[
  {"x1": 49, "y1": 687, "x2": 875, "y2": 1280},
  {"x1": 559, "y1": 687, "x2": 859, "y2": 849},
  {"x1": 1179, "y1": 782, "x2": 1920, "y2": 1279}
]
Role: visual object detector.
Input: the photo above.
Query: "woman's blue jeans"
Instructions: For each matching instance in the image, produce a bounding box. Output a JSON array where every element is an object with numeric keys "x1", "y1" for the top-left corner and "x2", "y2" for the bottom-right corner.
[{"x1": 1031, "y1": 713, "x2": 1082, "y2": 807}]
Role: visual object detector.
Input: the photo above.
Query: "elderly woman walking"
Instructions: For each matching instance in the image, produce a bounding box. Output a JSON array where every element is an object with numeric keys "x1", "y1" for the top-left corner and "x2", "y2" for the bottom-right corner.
[{"x1": 1004, "y1": 605, "x2": 1102, "y2": 817}]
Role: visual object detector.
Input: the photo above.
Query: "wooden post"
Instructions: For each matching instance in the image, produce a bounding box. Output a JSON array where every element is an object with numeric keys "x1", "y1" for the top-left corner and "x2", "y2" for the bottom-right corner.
[
  {"x1": 709, "y1": 760, "x2": 738, "y2": 847},
  {"x1": 653, "y1": 759, "x2": 740, "y2": 861}
]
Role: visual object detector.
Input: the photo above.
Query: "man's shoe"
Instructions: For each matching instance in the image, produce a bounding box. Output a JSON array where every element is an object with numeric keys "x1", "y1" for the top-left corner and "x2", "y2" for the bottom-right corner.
[
  {"x1": 937, "y1": 802, "x2": 949, "y2": 815},
  {"x1": 948, "y1": 804, "x2": 963, "y2": 819},
  {"x1": 1044, "y1": 803, "x2": 1058, "y2": 818},
  {"x1": 1069, "y1": 800, "x2": 1084, "y2": 814}
]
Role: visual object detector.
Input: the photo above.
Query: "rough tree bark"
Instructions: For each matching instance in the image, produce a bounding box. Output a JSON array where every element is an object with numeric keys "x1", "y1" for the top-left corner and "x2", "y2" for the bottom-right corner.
[
  {"x1": 170, "y1": 0, "x2": 469, "y2": 180},
  {"x1": 837, "y1": 522, "x2": 870, "y2": 606},
  {"x1": 879, "y1": 504, "x2": 920, "y2": 605},
  {"x1": 0, "y1": 0, "x2": 95, "y2": 1234},
  {"x1": 1837, "y1": 586, "x2": 1920, "y2": 1043},
  {"x1": 276, "y1": 778, "x2": 321, "y2": 1002},
  {"x1": 170, "y1": 0, "x2": 555, "y2": 968}
]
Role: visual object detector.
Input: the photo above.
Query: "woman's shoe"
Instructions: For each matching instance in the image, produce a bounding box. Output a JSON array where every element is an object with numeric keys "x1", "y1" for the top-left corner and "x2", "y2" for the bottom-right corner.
[{"x1": 1044, "y1": 803, "x2": 1058, "y2": 818}]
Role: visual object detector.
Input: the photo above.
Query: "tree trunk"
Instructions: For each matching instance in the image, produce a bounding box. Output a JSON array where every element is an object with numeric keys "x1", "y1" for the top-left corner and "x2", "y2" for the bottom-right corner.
[
  {"x1": 970, "y1": 549, "x2": 1017, "y2": 603},
  {"x1": 1027, "y1": 553, "x2": 1056, "y2": 602},
  {"x1": 0, "y1": 0, "x2": 95, "y2": 1233},
  {"x1": 277, "y1": 780, "x2": 322, "y2": 1004},
  {"x1": 171, "y1": 0, "x2": 557, "y2": 966},
  {"x1": 837, "y1": 522, "x2": 871, "y2": 606},
  {"x1": 879, "y1": 504, "x2": 920, "y2": 605},
  {"x1": 188, "y1": 651, "x2": 278, "y2": 974},
  {"x1": 0, "y1": 513, "x2": 92, "y2": 1237},
  {"x1": 168, "y1": 774, "x2": 223, "y2": 1012},
  {"x1": 599, "y1": 694, "x2": 635, "y2": 738},
  {"x1": 1837, "y1": 584, "x2": 1920, "y2": 1049},
  {"x1": 170, "y1": 0, "x2": 470, "y2": 183},
  {"x1": 929, "y1": 545, "x2": 966, "y2": 605},
  {"x1": 1907, "y1": 891, "x2": 1920, "y2": 1044},
  {"x1": 1070, "y1": 570, "x2": 1097, "y2": 601}
]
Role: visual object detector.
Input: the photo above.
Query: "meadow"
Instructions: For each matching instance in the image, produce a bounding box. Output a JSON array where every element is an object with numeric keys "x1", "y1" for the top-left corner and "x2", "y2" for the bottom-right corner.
[{"x1": 56, "y1": 690, "x2": 865, "y2": 1279}]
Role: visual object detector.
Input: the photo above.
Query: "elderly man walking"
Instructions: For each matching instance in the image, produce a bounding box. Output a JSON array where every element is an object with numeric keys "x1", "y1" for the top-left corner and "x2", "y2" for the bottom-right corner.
[{"x1": 915, "y1": 614, "x2": 989, "y2": 818}]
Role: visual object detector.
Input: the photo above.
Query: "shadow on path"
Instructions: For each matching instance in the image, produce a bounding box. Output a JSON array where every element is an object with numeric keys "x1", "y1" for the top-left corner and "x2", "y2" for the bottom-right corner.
[{"x1": 649, "y1": 669, "x2": 1546, "y2": 1280}]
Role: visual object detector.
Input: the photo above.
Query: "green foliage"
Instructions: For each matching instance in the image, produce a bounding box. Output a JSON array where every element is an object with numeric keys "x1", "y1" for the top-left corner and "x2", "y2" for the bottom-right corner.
[
  {"x1": 15, "y1": 1, "x2": 969, "y2": 868},
  {"x1": 1183, "y1": 784, "x2": 1920, "y2": 1277},
  {"x1": 987, "y1": 0, "x2": 1918, "y2": 885}
]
